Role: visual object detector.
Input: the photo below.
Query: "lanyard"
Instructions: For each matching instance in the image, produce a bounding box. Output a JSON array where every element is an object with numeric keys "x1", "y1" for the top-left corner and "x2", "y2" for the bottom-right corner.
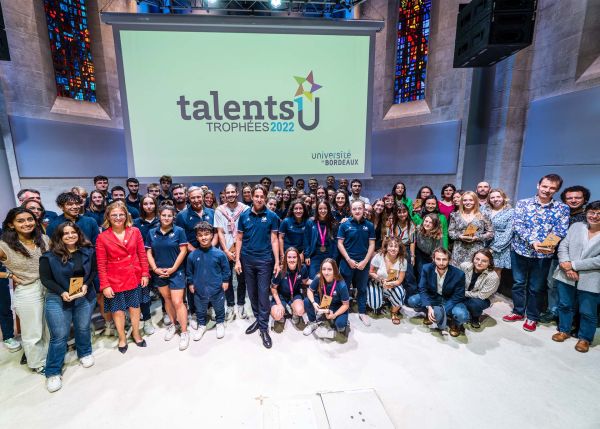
[
  {"x1": 317, "y1": 221, "x2": 327, "y2": 246},
  {"x1": 323, "y1": 280, "x2": 337, "y2": 298},
  {"x1": 287, "y1": 272, "x2": 298, "y2": 297}
]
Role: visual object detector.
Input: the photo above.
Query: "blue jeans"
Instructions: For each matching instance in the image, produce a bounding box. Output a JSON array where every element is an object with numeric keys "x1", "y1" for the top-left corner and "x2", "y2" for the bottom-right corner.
[
  {"x1": 44, "y1": 292, "x2": 96, "y2": 377},
  {"x1": 464, "y1": 297, "x2": 491, "y2": 319},
  {"x1": 510, "y1": 251, "x2": 552, "y2": 322},
  {"x1": 339, "y1": 259, "x2": 370, "y2": 314},
  {"x1": 241, "y1": 255, "x2": 274, "y2": 332},
  {"x1": 406, "y1": 294, "x2": 469, "y2": 328},
  {"x1": 546, "y1": 258, "x2": 559, "y2": 315},
  {"x1": 194, "y1": 289, "x2": 225, "y2": 325},
  {"x1": 557, "y1": 280, "x2": 599, "y2": 343},
  {"x1": 0, "y1": 276, "x2": 14, "y2": 340},
  {"x1": 304, "y1": 297, "x2": 348, "y2": 332},
  {"x1": 225, "y1": 259, "x2": 246, "y2": 307}
]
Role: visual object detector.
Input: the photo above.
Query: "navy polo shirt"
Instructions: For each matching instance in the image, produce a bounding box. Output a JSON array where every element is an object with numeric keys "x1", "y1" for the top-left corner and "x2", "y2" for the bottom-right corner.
[
  {"x1": 337, "y1": 218, "x2": 375, "y2": 260},
  {"x1": 133, "y1": 217, "x2": 160, "y2": 243},
  {"x1": 279, "y1": 217, "x2": 308, "y2": 253},
  {"x1": 309, "y1": 277, "x2": 350, "y2": 307},
  {"x1": 84, "y1": 210, "x2": 104, "y2": 228},
  {"x1": 175, "y1": 206, "x2": 215, "y2": 248},
  {"x1": 126, "y1": 196, "x2": 141, "y2": 213},
  {"x1": 43, "y1": 210, "x2": 58, "y2": 225},
  {"x1": 238, "y1": 207, "x2": 280, "y2": 260},
  {"x1": 46, "y1": 214, "x2": 99, "y2": 245},
  {"x1": 305, "y1": 219, "x2": 338, "y2": 258},
  {"x1": 271, "y1": 265, "x2": 308, "y2": 301},
  {"x1": 145, "y1": 225, "x2": 187, "y2": 269}
]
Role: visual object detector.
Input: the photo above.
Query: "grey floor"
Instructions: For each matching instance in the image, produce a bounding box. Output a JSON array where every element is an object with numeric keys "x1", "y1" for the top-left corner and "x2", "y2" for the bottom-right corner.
[{"x1": 1, "y1": 297, "x2": 599, "y2": 429}]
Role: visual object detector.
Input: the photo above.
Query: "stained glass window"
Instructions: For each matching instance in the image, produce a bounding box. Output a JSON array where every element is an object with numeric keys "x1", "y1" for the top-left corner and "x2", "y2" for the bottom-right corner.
[
  {"x1": 394, "y1": 0, "x2": 431, "y2": 104},
  {"x1": 44, "y1": 0, "x2": 97, "y2": 102}
]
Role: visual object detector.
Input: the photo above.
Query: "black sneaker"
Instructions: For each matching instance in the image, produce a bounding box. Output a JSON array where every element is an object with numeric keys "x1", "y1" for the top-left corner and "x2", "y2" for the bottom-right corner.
[
  {"x1": 470, "y1": 318, "x2": 481, "y2": 329},
  {"x1": 539, "y1": 311, "x2": 557, "y2": 324}
]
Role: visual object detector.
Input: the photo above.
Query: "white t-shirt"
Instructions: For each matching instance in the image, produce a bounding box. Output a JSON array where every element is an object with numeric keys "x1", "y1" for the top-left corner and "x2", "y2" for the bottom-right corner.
[
  {"x1": 213, "y1": 204, "x2": 249, "y2": 249},
  {"x1": 370, "y1": 253, "x2": 407, "y2": 279}
]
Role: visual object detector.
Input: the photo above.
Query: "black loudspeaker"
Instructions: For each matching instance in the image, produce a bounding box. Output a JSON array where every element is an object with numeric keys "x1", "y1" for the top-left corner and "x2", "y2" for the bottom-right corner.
[
  {"x1": 0, "y1": 4, "x2": 10, "y2": 61},
  {"x1": 453, "y1": 0, "x2": 537, "y2": 68}
]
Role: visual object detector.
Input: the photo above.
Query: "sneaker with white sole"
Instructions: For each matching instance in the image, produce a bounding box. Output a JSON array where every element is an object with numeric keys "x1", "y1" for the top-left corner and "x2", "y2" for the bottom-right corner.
[
  {"x1": 3, "y1": 337, "x2": 22, "y2": 352},
  {"x1": 237, "y1": 304, "x2": 248, "y2": 319},
  {"x1": 192, "y1": 325, "x2": 206, "y2": 341},
  {"x1": 216, "y1": 323, "x2": 225, "y2": 339},
  {"x1": 359, "y1": 314, "x2": 371, "y2": 327},
  {"x1": 315, "y1": 325, "x2": 336, "y2": 339},
  {"x1": 303, "y1": 322, "x2": 318, "y2": 336},
  {"x1": 179, "y1": 332, "x2": 190, "y2": 351},
  {"x1": 292, "y1": 315, "x2": 300, "y2": 325},
  {"x1": 163, "y1": 314, "x2": 172, "y2": 326},
  {"x1": 189, "y1": 318, "x2": 199, "y2": 330},
  {"x1": 142, "y1": 321, "x2": 155, "y2": 336},
  {"x1": 225, "y1": 307, "x2": 235, "y2": 322},
  {"x1": 164, "y1": 324, "x2": 177, "y2": 341},
  {"x1": 80, "y1": 354, "x2": 95, "y2": 368},
  {"x1": 46, "y1": 375, "x2": 62, "y2": 393}
]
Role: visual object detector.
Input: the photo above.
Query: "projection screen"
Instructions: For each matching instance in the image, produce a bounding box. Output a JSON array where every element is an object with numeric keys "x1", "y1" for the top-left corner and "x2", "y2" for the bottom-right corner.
[{"x1": 101, "y1": 13, "x2": 383, "y2": 182}]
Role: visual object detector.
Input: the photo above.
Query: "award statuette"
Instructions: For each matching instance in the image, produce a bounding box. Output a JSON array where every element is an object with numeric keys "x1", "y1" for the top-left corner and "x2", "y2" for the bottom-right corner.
[
  {"x1": 413, "y1": 199, "x2": 422, "y2": 210},
  {"x1": 68, "y1": 277, "x2": 85, "y2": 299},
  {"x1": 463, "y1": 223, "x2": 478, "y2": 237},
  {"x1": 539, "y1": 233, "x2": 561, "y2": 249}
]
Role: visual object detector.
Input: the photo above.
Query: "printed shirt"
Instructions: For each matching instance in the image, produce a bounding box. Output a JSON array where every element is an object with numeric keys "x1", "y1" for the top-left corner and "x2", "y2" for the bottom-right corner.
[{"x1": 512, "y1": 196, "x2": 570, "y2": 258}]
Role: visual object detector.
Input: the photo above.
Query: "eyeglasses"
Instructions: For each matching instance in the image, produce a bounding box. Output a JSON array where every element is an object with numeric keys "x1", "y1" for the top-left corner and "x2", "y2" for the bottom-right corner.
[
  {"x1": 110, "y1": 214, "x2": 126, "y2": 219},
  {"x1": 28, "y1": 207, "x2": 43, "y2": 212},
  {"x1": 587, "y1": 211, "x2": 600, "y2": 218}
]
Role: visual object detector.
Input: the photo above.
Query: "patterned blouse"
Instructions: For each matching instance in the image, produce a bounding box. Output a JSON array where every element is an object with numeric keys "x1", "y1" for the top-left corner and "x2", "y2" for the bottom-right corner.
[
  {"x1": 448, "y1": 211, "x2": 494, "y2": 266},
  {"x1": 512, "y1": 196, "x2": 570, "y2": 258}
]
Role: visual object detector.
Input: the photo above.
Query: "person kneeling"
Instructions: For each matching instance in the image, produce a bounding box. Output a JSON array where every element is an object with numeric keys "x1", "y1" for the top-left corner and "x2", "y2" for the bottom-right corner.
[
  {"x1": 303, "y1": 259, "x2": 350, "y2": 339},
  {"x1": 270, "y1": 247, "x2": 308, "y2": 330},
  {"x1": 460, "y1": 249, "x2": 499, "y2": 329},
  {"x1": 407, "y1": 247, "x2": 468, "y2": 337},
  {"x1": 186, "y1": 222, "x2": 230, "y2": 342}
]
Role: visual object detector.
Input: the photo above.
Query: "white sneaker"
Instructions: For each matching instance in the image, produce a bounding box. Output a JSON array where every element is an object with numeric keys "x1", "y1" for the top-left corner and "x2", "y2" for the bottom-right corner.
[
  {"x1": 192, "y1": 325, "x2": 206, "y2": 341},
  {"x1": 303, "y1": 322, "x2": 318, "y2": 336},
  {"x1": 103, "y1": 321, "x2": 115, "y2": 336},
  {"x1": 292, "y1": 315, "x2": 300, "y2": 325},
  {"x1": 189, "y1": 318, "x2": 199, "y2": 330},
  {"x1": 164, "y1": 324, "x2": 177, "y2": 341},
  {"x1": 359, "y1": 314, "x2": 371, "y2": 327},
  {"x1": 179, "y1": 332, "x2": 190, "y2": 351},
  {"x1": 237, "y1": 304, "x2": 248, "y2": 319},
  {"x1": 216, "y1": 323, "x2": 225, "y2": 339},
  {"x1": 315, "y1": 325, "x2": 336, "y2": 339},
  {"x1": 3, "y1": 337, "x2": 22, "y2": 352},
  {"x1": 46, "y1": 375, "x2": 62, "y2": 393},
  {"x1": 80, "y1": 354, "x2": 95, "y2": 368},
  {"x1": 142, "y1": 321, "x2": 155, "y2": 336},
  {"x1": 163, "y1": 313, "x2": 172, "y2": 326},
  {"x1": 225, "y1": 306, "x2": 235, "y2": 322}
]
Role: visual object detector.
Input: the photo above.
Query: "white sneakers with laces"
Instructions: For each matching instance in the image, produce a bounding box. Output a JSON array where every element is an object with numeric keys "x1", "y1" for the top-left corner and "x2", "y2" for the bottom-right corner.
[
  {"x1": 46, "y1": 375, "x2": 62, "y2": 393},
  {"x1": 192, "y1": 325, "x2": 206, "y2": 341},
  {"x1": 216, "y1": 323, "x2": 225, "y2": 339},
  {"x1": 164, "y1": 324, "x2": 177, "y2": 341},
  {"x1": 303, "y1": 322, "x2": 318, "y2": 336},
  {"x1": 80, "y1": 354, "x2": 95, "y2": 368},
  {"x1": 179, "y1": 332, "x2": 190, "y2": 351}
]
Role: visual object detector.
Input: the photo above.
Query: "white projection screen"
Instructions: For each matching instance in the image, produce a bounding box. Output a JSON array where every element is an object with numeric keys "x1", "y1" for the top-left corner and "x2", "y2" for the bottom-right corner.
[{"x1": 102, "y1": 13, "x2": 383, "y2": 182}]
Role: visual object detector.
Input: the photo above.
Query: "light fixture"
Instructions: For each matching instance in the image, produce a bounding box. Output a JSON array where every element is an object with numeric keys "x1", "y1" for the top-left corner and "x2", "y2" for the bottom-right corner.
[{"x1": 271, "y1": 0, "x2": 282, "y2": 8}]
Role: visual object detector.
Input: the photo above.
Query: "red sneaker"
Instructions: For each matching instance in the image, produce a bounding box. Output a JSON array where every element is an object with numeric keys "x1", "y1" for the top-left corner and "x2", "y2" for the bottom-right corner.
[
  {"x1": 502, "y1": 313, "x2": 525, "y2": 322},
  {"x1": 523, "y1": 319, "x2": 537, "y2": 332}
]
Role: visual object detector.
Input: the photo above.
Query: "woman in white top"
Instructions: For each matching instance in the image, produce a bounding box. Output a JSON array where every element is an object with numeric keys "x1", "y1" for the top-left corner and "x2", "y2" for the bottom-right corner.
[
  {"x1": 367, "y1": 237, "x2": 407, "y2": 324},
  {"x1": 0, "y1": 207, "x2": 50, "y2": 373}
]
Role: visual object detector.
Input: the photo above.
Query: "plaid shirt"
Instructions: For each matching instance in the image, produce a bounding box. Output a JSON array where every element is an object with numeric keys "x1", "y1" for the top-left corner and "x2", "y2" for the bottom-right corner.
[{"x1": 512, "y1": 196, "x2": 570, "y2": 258}]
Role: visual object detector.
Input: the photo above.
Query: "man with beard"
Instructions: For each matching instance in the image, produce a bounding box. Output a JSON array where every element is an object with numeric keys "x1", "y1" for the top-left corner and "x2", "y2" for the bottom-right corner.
[
  {"x1": 171, "y1": 184, "x2": 188, "y2": 213},
  {"x1": 214, "y1": 184, "x2": 249, "y2": 321},
  {"x1": 126, "y1": 178, "x2": 141, "y2": 213},
  {"x1": 476, "y1": 181, "x2": 491, "y2": 206}
]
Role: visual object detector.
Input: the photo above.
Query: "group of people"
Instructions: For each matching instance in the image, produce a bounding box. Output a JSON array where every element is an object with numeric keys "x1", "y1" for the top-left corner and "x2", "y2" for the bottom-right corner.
[{"x1": 0, "y1": 173, "x2": 598, "y2": 394}]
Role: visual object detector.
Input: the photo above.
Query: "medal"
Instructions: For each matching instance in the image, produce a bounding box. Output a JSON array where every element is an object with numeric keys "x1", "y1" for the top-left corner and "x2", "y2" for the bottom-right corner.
[{"x1": 317, "y1": 222, "x2": 327, "y2": 254}]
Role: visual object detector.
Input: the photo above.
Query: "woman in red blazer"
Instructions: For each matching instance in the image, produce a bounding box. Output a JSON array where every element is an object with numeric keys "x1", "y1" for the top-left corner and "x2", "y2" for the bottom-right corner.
[{"x1": 96, "y1": 201, "x2": 150, "y2": 353}]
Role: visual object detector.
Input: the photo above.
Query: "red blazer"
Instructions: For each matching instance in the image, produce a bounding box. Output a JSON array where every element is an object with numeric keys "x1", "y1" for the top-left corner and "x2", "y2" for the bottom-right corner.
[{"x1": 96, "y1": 227, "x2": 149, "y2": 293}]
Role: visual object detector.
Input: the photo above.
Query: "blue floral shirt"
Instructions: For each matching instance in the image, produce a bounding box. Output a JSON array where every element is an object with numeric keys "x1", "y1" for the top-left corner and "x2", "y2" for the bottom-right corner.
[{"x1": 512, "y1": 196, "x2": 570, "y2": 258}]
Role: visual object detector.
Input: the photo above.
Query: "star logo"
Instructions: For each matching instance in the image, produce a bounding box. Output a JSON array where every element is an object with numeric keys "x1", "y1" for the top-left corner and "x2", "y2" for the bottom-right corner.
[{"x1": 293, "y1": 71, "x2": 322, "y2": 111}]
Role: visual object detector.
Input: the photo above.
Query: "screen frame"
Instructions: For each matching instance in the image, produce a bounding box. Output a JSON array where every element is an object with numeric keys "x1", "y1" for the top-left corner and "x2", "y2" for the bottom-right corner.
[{"x1": 102, "y1": 13, "x2": 383, "y2": 183}]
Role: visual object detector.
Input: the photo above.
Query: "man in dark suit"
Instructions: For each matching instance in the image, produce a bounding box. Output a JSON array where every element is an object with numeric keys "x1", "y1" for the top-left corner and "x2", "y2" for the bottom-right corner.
[{"x1": 407, "y1": 247, "x2": 469, "y2": 337}]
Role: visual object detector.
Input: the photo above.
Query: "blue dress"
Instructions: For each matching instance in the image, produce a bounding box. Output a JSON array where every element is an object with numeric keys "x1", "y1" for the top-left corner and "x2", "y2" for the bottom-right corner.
[{"x1": 486, "y1": 207, "x2": 514, "y2": 269}]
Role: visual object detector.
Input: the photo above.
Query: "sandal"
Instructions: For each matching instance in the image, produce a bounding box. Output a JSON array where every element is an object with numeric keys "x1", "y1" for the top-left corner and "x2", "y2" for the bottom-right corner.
[{"x1": 391, "y1": 312, "x2": 401, "y2": 325}]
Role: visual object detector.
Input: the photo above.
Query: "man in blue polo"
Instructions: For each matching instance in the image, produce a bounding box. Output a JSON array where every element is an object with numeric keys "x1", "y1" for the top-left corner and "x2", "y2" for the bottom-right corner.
[
  {"x1": 111, "y1": 186, "x2": 140, "y2": 219},
  {"x1": 46, "y1": 192, "x2": 99, "y2": 244},
  {"x1": 175, "y1": 186, "x2": 216, "y2": 326},
  {"x1": 234, "y1": 184, "x2": 280, "y2": 349}
]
